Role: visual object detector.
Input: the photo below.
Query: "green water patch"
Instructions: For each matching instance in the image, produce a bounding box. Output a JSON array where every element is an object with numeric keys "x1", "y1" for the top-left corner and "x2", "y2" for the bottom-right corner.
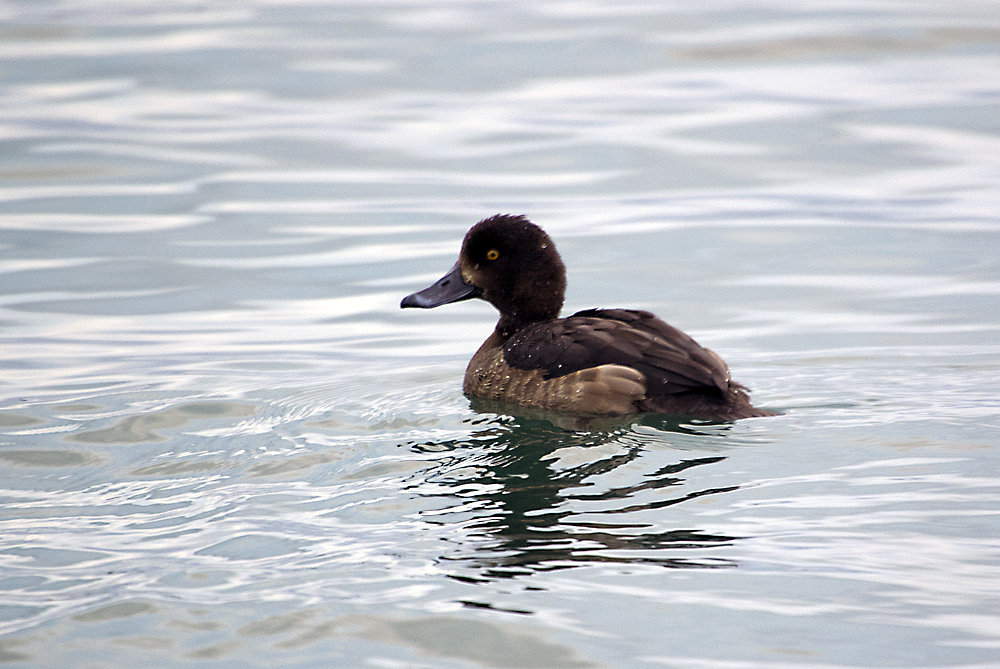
[
  {"x1": 0, "y1": 412, "x2": 43, "y2": 428},
  {"x1": 0, "y1": 449, "x2": 101, "y2": 467},
  {"x1": 70, "y1": 401, "x2": 256, "y2": 444}
]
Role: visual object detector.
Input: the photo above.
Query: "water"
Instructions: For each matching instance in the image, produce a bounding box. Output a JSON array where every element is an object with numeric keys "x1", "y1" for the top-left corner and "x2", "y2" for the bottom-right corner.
[{"x1": 2, "y1": 1, "x2": 999, "y2": 667}]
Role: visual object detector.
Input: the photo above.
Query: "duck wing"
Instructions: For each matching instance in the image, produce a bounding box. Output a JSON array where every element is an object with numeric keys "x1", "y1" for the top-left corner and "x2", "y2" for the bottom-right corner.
[{"x1": 502, "y1": 308, "x2": 733, "y2": 398}]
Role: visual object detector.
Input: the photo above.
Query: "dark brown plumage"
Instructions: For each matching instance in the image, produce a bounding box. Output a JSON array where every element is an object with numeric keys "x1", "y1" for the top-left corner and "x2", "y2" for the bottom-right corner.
[{"x1": 401, "y1": 214, "x2": 771, "y2": 420}]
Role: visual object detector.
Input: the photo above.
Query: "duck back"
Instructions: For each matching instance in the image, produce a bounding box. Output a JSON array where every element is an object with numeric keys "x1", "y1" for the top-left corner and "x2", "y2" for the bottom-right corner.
[{"x1": 468, "y1": 309, "x2": 771, "y2": 419}]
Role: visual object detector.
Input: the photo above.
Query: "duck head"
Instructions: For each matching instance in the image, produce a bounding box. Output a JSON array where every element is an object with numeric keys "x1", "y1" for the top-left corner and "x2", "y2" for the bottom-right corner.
[{"x1": 401, "y1": 214, "x2": 567, "y2": 330}]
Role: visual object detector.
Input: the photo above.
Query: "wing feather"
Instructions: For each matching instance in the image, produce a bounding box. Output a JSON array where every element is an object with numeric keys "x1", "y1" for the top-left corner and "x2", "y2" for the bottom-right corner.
[{"x1": 502, "y1": 308, "x2": 733, "y2": 400}]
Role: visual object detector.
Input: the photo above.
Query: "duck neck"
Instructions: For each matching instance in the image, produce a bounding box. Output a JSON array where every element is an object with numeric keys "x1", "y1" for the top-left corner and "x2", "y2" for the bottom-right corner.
[
  {"x1": 495, "y1": 305, "x2": 559, "y2": 342},
  {"x1": 490, "y1": 268, "x2": 565, "y2": 341},
  {"x1": 495, "y1": 314, "x2": 526, "y2": 341}
]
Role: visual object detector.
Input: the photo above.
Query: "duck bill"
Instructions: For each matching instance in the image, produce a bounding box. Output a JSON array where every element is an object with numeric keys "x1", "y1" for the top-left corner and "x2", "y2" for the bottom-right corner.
[{"x1": 400, "y1": 261, "x2": 480, "y2": 308}]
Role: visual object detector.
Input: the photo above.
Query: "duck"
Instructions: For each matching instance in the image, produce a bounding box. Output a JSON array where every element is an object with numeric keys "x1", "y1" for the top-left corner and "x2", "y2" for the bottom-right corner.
[{"x1": 401, "y1": 214, "x2": 772, "y2": 420}]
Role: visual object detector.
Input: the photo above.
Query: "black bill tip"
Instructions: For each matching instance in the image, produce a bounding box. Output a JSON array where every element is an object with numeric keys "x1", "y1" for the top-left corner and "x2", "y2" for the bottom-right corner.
[{"x1": 401, "y1": 262, "x2": 480, "y2": 309}]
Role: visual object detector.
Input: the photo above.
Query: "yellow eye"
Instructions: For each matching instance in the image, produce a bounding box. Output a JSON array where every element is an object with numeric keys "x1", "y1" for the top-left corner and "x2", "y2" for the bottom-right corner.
[{"x1": 486, "y1": 249, "x2": 500, "y2": 261}]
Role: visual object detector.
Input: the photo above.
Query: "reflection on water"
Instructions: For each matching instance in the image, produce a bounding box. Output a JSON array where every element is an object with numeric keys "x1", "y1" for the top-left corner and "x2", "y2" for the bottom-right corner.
[{"x1": 412, "y1": 416, "x2": 743, "y2": 579}]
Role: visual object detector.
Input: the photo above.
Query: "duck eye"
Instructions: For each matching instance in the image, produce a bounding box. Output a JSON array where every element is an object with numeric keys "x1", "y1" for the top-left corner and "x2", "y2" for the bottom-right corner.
[{"x1": 486, "y1": 249, "x2": 500, "y2": 261}]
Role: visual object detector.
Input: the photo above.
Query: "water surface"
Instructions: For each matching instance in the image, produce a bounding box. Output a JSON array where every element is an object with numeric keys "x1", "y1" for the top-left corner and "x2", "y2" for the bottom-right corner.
[{"x1": 1, "y1": 1, "x2": 999, "y2": 667}]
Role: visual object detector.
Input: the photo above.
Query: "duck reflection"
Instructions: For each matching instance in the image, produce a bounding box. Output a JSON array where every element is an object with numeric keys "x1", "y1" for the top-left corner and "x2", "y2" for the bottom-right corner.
[{"x1": 408, "y1": 404, "x2": 744, "y2": 580}]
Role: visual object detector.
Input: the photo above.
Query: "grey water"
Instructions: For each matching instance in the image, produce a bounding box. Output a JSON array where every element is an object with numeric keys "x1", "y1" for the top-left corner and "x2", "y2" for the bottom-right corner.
[{"x1": 2, "y1": 1, "x2": 1000, "y2": 667}]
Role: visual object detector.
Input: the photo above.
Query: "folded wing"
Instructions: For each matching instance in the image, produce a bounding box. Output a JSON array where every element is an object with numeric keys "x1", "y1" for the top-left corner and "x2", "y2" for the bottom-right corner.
[{"x1": 502, "y1": 308, "x2": 733, "y2": 399}]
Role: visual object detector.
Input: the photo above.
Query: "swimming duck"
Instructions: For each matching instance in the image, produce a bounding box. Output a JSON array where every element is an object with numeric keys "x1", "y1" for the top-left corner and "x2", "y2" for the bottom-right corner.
[{"x1": 401, "y1": 214, "x2": 771, "y2": 420}]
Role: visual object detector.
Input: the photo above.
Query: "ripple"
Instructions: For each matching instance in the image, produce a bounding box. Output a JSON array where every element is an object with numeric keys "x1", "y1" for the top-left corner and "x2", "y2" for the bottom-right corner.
[
  {"x1": 0, "y1": 449, "x2": 101, "y2": 467},
  {"x1": 0, "y1": 213, "x2": 207, "y2": 233},
  {"x1": 70, "y1": 401, "x2": 256, "y2": 444},
  {"x1": 728, "y1": 274, "x2": 1000, "y2": 298},
  {"x1": 207, "y1": 168, "x2": 621, "y2": 188},
  {"x1": 0, "y1": 27, "x2": 253, "y2": 60},
  {"x1": 0, "y1": 257, "x2": 100, "y2": 274},
  {"x1": 176, "y1": 243, "x2": 457, "y2": 269}
]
